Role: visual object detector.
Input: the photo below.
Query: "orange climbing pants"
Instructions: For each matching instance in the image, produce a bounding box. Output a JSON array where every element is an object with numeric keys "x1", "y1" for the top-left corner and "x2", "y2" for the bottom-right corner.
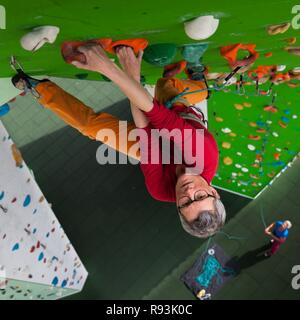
[{"x1": 36, "y1": 78, "x2": 207, "y2": 159}]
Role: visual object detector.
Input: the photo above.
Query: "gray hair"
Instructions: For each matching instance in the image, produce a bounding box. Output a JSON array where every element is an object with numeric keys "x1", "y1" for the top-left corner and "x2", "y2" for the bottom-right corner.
[
  {"x1": 178, "y1": 198, "x2": 226, "y2": 238},
  {"x1": 285, "y1": 220, "x2": 292, "y2": 229}
]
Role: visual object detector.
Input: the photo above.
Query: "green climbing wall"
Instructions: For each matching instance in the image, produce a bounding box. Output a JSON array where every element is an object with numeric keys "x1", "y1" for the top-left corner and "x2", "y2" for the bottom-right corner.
[{"x1": 1, "y1": 0, "x2": 300, "y2": 198}]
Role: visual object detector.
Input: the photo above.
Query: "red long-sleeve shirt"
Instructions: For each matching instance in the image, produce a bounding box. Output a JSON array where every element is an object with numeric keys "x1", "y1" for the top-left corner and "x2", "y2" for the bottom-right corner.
[{"x1": 139, "y1": 100, "x2": 219, "y2": 203}]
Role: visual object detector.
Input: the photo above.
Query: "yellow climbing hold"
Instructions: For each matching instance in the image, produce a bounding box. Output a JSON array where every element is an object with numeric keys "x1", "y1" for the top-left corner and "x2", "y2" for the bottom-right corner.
[
  {"x1": 243, "y1": 102, "x2": 252, "y2": 108},
  {"x1": 223, "y1": 157, "x2": 233, "y2": 165},
  {"x1": 222, "y1": 142, "x2": 231, "y2": 149},
  {"x1": 287, "y1": 37, "x2": 297, "y2": 44},
  {"x1": 215, "y1": 117, "x2": 224, "y2": 122},
  {"x1": 249, "y1": 122, "x2": 257, "y2": 127},
  {"x1": 234, "y1": 103, "x2": 244, "y2": 110},
  {"x1": 229, "y1": 132, "x2": 237, "y2": 137}
]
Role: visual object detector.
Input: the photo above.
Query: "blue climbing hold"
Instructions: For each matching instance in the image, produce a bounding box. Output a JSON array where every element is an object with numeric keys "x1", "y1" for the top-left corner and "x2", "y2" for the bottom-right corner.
[
  {"x1": 51, "y1": 276, "x2": 59, "y2": 286},
  {"x1": 0, "y1": 191, "x2": 4, "y2": 201},
  {"x1": 38, "y1": 252, "x2": 44, "y2": 261},
  {"x1": 281, "y1": 116, "x2": 289, "y2": 123},
  {"x1": 12, "y1": 243, "x2": 20, "y2": 251},
  {"x1": 23, "y1": 195, "x2": 31, "y2": 207},
  {"x1": 61, "y1": 279, "x2": 68, "y2": 288},
  {"x1": 0, "y1": 104, "x2": 10, "y2": 117}
]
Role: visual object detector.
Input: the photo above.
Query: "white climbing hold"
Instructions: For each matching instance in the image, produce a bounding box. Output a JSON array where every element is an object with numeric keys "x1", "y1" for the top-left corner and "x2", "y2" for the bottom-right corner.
[
  {"x1": 293, "y1": 115, "x2": 298, "y2": 119},
  {"x1": 292, "y1": 67, "x2": 300, "y2": 73},
  {"x1": 272, "y1": 132, "x2": 279, "y2": 137},
  {"x1": 235, "y1": 164, "x2": 242, "y2": 169},
  {"x1": 232, "y1": 172, "x2": 238, "y2": 177},
  {"x1": 276, "y1": 65, "x2": 286, "y2": 72},
  {"x1": 221, "y1": 127, "x2": 232, "y2": 133},
  {"x1": 248, "y1": 144, "x2": 256, "y2": 151},
  {"x1": 266, "y1": 120, "x2": 272, "y2": 125},
  {"x1": 184, "y1": 15, "x2": 219, "y2": 40},
  {"x1": 237, "y1": 152, "x2": 242, "y2": 156},
  {"x1": 242, "y1": 168, "x2": 249, "y2": 173},
  {"x1": 20, "y1": 26, "x2": 60, "y2": 51},
  {"x1": 276, "y1": 148, "x2": 282, "y2": 152}
]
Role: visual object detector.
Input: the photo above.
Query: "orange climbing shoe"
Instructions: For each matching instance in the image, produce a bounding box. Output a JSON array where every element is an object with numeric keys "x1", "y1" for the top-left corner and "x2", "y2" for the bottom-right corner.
[
  {"x1": 163, "y1": 60, "x2": 187, "y2": 78},
  {"x1": 61, "y1": 38, "x2": 112, "y2": 64},
  {"x1": 220, "y1": 43, "x2": 259, "y2": 69},
  {"x1": 105, "y1": 38, "x2": 148, "y2": 55}
]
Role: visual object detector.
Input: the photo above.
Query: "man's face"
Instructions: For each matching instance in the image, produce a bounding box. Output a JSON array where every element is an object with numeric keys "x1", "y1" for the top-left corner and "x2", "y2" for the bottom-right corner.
[
  {"x1": 280, "y1": 221, "x2": 289, "y2": 230},
  {"x1": 175, "y1": 174, "x2": 219, "y2": 223}
]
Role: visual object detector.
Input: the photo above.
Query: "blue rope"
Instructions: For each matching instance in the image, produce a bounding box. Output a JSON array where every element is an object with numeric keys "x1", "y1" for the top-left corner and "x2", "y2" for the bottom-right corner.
[
  {"x1": 165, "y1": 82, "x2": 274, "y2": 108},
  {"x1": 260, "y1": 205, "x2": 267, "y2": 228}
]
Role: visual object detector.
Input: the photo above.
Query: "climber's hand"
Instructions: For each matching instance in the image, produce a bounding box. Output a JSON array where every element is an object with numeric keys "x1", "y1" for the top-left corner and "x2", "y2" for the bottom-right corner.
[
  {"x1": 72, "y1": 44, "x2": 116, "y2": 76},
  {"x1": 116, "y1": 46, "x2": 143, "y2": 82}
]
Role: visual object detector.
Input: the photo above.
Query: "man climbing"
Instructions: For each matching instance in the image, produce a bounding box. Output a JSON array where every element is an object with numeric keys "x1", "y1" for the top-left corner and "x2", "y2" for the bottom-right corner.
[
  {"x1": 264, "y1": 220, "x2": 292, "y2": 257},
  {"x1": 11, "y1": 43, "x2": 225, "y2": 238}
]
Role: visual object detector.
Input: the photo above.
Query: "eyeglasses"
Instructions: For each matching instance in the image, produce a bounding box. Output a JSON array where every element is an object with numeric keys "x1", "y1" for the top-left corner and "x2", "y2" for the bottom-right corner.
[{"x1": 177, "y1": 190, "x2": 216, "y2": 210}]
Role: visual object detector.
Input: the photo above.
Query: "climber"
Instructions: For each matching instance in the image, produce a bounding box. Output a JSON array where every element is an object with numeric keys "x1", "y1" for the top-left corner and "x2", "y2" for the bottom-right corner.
[
  {"x1": 264, "y1": 220, "x2": 292, "y2": 257},
  {"x1": 11, "y1": 42, "x2": 225, "y2": 238},
  {"x1": 72, "y1": 44, "x2": 226, "y2": 238}
]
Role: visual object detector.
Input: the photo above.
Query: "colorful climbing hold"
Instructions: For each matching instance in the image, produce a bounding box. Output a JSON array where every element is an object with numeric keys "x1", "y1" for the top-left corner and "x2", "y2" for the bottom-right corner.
[
  {"x1": 278, "y1": 120, "x2": 288, "y2": 128},
  {"x1": 51, "y1": 276, "x2": 59, "y2": 287},
  {"x1": 234, "y1": 103, "x2": 244, "y2": 110},
  {"x1": 12, "y1": 243, "x2": 20, "y2": 251},
  {"x1": 249, "y1": 135, "x2": 261, "y2": 141},
  {"x1": 264, "y1": 52, "x2": 273, "y2": 58},
  {"x1": 223, "y1": 157, "x2": 233, "y2": 165},
  {"x1": 267, "y1": 22, "x2": 290, "y2": 35},
  {"x1": 23, "y1": 195, "x2": 31, "y2": 207},
  {"x1": 287, "y1": 37, "x2": 297, "y2": 44},
  {"x1": 221, "y1": 128, "x2": 231, "y2": 134},
  {"x1": 264, "y1": 105, "x2": 278, "y2": 113},
  {"x1": 248, "y1": 144, "x2": 256, "y2": 151},
  {"x1": 274, "y1": 153, "x2": 281, "y2": 160},
  {"x1": 222, "y1": 142, "x2": 231, "y2": 149},
  {"x1": 249, "y1": 122, "x2": 257, "y2": 127}
]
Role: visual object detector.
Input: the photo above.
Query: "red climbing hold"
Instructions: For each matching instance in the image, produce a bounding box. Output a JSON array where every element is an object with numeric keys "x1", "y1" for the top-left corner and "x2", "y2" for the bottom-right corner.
[
  {"x1": 220, "y1": 43, "x2": 259, "y2": 69},
  {"x1": 61, "y1": 38, "x2": 112, "y2": 64},
  {"x1": 264, "y1": 105, "x2": 278, "y2": 113}
]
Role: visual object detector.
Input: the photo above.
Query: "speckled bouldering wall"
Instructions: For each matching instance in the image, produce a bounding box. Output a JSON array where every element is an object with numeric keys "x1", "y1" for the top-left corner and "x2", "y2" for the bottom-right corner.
[
  {"x1": 1, "y1": 0, "x2": 300, "y2": 197},
  {"x1": 0, "y1": 121, "x2": 88, "y2": 300}
]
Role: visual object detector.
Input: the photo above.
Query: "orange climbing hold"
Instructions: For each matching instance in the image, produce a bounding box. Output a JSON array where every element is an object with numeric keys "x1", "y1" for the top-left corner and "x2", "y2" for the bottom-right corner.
[
  {"x1": 264, "y1": 105, "x2": 278, "y2": 113},
  {"x1": 220, "y1": 43, "x2": 259, "y2": 69},
  {"x1": 278, "y1": 120, "x2": 288, "y2": 128},
  {"x1": 271, "y1": 72, "x2": 291, "y2": 84},
  {"x1": 248, "y1": 65, "x2": 276, "y2": 81},
  {"x1": 105, "y1": 38, "x2": 148, "y2": 55},
  {"x1": 287, "y1": 37, "x2": 297, "y2": 44},
  {"x1": 61, "y1": 38, "x2": 112, "y2": 64},
  {"x1": 264, "y1": 52, "x2": 273, "y2": 58},
  {"x1": 249, "y1": 135, "x2": 261, "y2": 141},
  {"x1": 274, "y1": 153, "x2": 281, "y2": 161},
  {"x1": 256, "y1": 128, "x2": 267, "y2": 133}
]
